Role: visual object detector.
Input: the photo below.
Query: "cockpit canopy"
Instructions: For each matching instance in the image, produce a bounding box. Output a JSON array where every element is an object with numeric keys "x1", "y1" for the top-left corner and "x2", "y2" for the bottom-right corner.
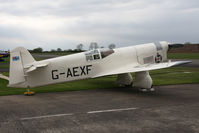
[{"x1": 85, "y1": 49, "x2": 114, "y2": 61}]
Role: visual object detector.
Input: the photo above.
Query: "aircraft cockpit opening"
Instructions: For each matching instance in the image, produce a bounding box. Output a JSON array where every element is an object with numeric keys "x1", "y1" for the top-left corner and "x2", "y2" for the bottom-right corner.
[{"x1": 85, "y1": 49, "x2": 115, "y2": 61}]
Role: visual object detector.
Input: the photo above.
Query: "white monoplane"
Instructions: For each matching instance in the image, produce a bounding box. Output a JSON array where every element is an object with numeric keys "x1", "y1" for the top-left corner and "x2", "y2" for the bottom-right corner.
[{"x1": 8, "y1": 41, "x2": 190, "y2": 94}]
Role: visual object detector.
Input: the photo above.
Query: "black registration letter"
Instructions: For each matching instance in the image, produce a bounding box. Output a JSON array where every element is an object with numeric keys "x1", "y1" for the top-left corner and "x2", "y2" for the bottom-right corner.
[
  {"x1": 52, "y1": 70, "x2": 59, "y2": 80},
  {"x1": 80, "y1": 66, "x2": 86, "y2": 75},
  {"x1": 73, "y1": 67, "x2": 79, "y2": 77},
  {"x1": 67, "y1": 68, "x2": 73, "y2": 77},
  {"x1": 86, "y1": 65, "x2": 92, "y2": 74}
]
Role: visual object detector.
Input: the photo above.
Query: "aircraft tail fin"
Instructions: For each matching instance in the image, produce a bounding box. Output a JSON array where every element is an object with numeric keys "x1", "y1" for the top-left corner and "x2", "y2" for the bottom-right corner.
[{"x1": 8, "y1": 47, "x2": 35, "y2": 88}]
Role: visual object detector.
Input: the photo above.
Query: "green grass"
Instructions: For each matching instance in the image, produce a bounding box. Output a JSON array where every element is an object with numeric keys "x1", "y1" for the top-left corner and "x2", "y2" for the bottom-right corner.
[
  {"x1": 0, "y1": 56, "x2": 9, "y2": 62},
  {"x1": 0, "y1": 67, "x2": 199, "y2": 96},
  {"x1": 150, "y1": 67, "x2": 199, "y2": 85},
  {"x1": 0, "y1": 57, "x2": 9, "y2": 63},
  {"x1": 0, "y1": 64, "x2": 9, "y2": 69},
  {"x1": 168, "y1": 53, "x2": 199, "y2": 59},
  {"x1": 0, "y1": 72, "x2": 9, "y2": 76},
  {"x1": 0, "y1": 75, "x2": 118, "y2": 96},
  {"x1": 0, "y1": 57, "x2": 9, "y2": 69}
]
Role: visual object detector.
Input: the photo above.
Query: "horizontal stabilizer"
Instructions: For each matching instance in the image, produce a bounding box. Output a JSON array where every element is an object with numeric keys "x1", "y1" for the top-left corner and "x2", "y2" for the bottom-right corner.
[
  {"x1": 25, "y1": 62, "x2": 49, "y2": 73},
  {"x1": 0, "y1": 74, "x2": 9, "y2": 80}
]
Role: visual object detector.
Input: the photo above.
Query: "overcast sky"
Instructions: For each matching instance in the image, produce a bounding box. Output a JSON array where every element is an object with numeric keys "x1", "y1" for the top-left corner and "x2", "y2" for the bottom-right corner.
[{"x1": 0, "y1": 0, "x2": 199, "y2": 50}]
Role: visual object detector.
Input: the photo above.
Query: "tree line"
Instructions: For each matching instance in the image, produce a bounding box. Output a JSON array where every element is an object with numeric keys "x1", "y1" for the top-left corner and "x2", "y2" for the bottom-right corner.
[{"x1": 30, "y1": 42, "x2": 116, "y2": 53}]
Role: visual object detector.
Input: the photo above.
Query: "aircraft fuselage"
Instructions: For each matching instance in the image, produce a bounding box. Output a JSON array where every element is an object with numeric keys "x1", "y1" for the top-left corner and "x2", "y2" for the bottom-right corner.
[{"x1": 24, "y1": 42, "x2": 168, "y2": 87}]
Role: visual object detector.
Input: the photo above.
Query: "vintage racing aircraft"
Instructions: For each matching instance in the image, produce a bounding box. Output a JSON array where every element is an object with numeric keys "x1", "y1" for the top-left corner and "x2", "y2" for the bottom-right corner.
[{"x1": 8, "y1": 41, "x2": 190, "y2": 94}]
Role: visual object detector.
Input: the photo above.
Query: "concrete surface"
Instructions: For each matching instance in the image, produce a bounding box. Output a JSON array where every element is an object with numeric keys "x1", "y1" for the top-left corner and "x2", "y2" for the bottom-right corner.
[{"x1": 0, "y1": 84, "x2": 199, "y2": 133}]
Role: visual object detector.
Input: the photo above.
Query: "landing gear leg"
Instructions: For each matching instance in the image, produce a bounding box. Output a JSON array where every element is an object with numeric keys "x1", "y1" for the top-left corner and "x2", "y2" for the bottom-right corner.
[
  {"x1": 133, "y1": 71, "x2": 155, "y2": 92},
  {"x1": 24, "y1": 86, "x2": 35, "y2": 96}
]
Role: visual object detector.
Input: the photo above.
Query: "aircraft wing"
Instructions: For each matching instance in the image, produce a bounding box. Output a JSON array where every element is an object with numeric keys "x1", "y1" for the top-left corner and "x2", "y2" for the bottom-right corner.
[{"x1": 92, "y1": 60, "x2": 191, "y2": 78}]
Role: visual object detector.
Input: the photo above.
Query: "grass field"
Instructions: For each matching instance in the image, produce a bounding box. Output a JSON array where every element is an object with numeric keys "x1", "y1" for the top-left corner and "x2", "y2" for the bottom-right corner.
[
  {"x1": 0, "y1": 57, "x2": 9, "y2": 69},
  {"x1": 0, "y1": 67, "x2": 199, "y2": 96},
  {"x1": 168, "y1": 53, "x2": 199, "y2": 59},
  {"x1": 0, "y1": 75, "x2": 118, "y2": 96},
  {"x1": 150, "y1": 67, "x2": 199, "y2": 85}
]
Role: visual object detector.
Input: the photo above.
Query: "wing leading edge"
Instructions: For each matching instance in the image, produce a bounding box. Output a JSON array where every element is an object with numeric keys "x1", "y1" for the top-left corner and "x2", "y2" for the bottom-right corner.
[{"x1": 92, "y1": 60, "x2": 191, "y2": 78}]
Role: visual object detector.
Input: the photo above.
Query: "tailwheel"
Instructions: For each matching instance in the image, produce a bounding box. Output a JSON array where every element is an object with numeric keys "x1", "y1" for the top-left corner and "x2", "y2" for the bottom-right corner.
[{"x1": 24, "y1": 87, "x2": 35, "y2": 96}]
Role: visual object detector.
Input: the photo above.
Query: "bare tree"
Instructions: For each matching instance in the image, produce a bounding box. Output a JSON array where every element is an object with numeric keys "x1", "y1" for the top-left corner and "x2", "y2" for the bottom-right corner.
[
  {"x1": 32, "y1": 47, "x2": 43, "y2": 53},
  {"x1": 76, "y1": 44, "x2": 84, "y2": 51},
  {"x1": 57, "y1": 48, "x2": 62, "y2": 52},
  {"x1": 89, "y1": 42, "x2": 99, "y2": 50},
  {"x1": 108, "y1": 43, "x2": 116, "y2": 49}
]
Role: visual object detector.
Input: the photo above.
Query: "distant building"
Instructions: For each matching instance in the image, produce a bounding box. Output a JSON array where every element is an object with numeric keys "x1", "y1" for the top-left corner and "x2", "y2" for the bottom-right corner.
[{"x1": 169, "y1": 44, "x2": 199, "y2": 53}]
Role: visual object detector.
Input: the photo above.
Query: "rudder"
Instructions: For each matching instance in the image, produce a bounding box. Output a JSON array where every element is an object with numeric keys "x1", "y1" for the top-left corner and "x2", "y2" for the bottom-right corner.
[{"x1": 8, "y1": 47, "x2": 35, "y2": 88}]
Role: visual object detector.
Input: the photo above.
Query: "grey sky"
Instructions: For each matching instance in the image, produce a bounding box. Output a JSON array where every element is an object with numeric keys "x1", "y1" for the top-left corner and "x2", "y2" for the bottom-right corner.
[{"x1": 0, "y1": 0, "x2": 199, "y2": 50}]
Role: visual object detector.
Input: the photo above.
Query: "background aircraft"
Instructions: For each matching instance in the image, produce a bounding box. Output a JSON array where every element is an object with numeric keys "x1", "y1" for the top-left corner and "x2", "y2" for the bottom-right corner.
[
  {"x1": 8, "y1": 41, "x2": 190, "y2": 94},
  {"x1": 0, "y1": 51, "x2": 9, "y2": 62}
]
